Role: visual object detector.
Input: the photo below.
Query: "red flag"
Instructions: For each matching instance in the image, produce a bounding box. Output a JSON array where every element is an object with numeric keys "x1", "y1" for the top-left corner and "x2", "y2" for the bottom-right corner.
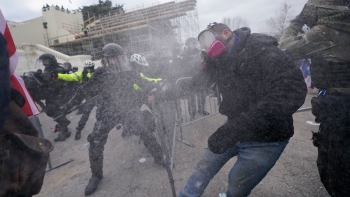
[{"x1": 0, "y1": 10, "x2": 40, "y2": 117}]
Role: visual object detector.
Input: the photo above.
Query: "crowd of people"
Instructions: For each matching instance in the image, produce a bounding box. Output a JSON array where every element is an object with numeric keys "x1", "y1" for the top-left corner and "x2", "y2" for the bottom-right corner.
[
  {"x1": 19, "y1": 38, "x2": 214, "y2": 195},
  {"x1": 1, "y1": 0, "x2": 349, "y2": 196}
]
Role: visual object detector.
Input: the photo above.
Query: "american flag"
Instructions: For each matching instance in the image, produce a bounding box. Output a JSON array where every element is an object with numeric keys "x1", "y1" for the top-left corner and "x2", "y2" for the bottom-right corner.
[{"x1": 0, "y1": 10, "x2": 40, "y2": 117}]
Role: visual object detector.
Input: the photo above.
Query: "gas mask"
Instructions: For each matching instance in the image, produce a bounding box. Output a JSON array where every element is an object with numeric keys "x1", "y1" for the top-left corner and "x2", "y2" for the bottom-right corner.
[
  {"x1": 198, "y1": 28, "x2": 234, "y2": 59},
  {"x1": 102, "y1": 54, "x2": 131, "y2": 73}
]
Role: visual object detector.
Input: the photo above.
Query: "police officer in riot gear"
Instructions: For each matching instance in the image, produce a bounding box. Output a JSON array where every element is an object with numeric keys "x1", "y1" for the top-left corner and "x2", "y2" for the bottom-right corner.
[
  {"x1": 62, "y1": 62, "x2": 73, "y2": 73},
  {"x1": 80, "y1": 43, "x2": 165, "y2": 196},
  {"x1": 279, "y1": 1, "x2": 350, "y2": 196},
  {"x1": 37, "y1": 53, "x2": 72, "y2": 141}
]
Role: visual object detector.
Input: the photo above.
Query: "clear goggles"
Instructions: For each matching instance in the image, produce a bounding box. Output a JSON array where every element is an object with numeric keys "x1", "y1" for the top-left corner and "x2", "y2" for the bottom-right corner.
[
  {"x1": 198, "y1": 29, "x2": 218, "y2": 52},
  {"x1": 103, "y1": 54, "x2": 131, "y2": 73}
]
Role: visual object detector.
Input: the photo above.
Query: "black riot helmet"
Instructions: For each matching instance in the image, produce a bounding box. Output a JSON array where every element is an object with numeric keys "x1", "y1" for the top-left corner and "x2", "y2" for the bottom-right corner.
[
  {"x1": 37, "y1": 53, "x2": 59, "y2": 67},
  {"x1": 101, "y1": 43, "x2": 131, "y2": 73},
  {"x1": 62, "y1": 62, "x2": 73, "y2": 72}
]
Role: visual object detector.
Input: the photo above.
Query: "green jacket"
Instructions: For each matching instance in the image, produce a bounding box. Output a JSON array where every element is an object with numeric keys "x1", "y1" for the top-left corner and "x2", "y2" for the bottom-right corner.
[{"x1": 58, "y1": 71, "x2": 91, "y2": 83}]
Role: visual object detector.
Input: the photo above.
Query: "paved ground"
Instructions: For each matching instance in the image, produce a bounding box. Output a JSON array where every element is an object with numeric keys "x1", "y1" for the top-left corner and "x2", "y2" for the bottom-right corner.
[{"x1": 34, "y1": 93, "x2": 329, "y2": 197}]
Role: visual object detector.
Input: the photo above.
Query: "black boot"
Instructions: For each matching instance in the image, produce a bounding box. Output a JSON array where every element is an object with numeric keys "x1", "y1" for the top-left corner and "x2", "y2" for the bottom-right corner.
[
  {"x1": 54, "y1": 126, "x2": 71, "y2": 142},
  {"x1": 75, "y1": 130, "x2": 81, "y2": 140},
  {"x1": 84, "y1": 175, "x2": 103, "y2": 196},
  {"x1": 85, "y1": 144, "x2": 104, "y2": 196},
  {"x1": 54, "y1": 131, "x2": 71, "y2": 141}
]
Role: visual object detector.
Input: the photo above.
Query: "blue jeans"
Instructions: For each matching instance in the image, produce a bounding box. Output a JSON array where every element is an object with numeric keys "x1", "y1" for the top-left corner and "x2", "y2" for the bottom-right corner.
[{"x1": 178, "y1": 140, "x2": 289, "y2": 197}]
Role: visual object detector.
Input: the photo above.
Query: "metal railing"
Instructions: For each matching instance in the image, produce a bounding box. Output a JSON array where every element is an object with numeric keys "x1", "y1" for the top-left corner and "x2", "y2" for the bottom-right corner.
[{"x1": 16, "y1": 44, "x2": 70, "y2": 62}]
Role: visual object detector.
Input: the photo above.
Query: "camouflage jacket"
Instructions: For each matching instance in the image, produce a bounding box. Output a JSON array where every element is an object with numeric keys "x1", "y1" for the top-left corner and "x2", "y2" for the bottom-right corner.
[{"x1": 278, "y1": 3, "x2": 350, "y2": 63}]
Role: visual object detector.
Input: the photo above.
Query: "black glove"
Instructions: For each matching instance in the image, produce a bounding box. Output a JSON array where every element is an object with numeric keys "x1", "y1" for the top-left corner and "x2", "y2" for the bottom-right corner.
[{"x1": 208, "y1": 115, "x2": 255, "y2": 154}]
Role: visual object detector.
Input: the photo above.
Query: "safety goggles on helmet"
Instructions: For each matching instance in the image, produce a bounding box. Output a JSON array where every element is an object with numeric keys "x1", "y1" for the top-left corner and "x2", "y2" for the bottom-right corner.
[{"x1": 103, "y1": 54, "x2": 131, "y2": 73}]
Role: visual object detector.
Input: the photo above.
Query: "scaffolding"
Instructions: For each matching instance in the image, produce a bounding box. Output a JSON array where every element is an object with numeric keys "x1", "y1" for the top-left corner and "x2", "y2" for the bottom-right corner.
[{"x1": 49, "y1": 0, "x2": 199, "y2": 60}]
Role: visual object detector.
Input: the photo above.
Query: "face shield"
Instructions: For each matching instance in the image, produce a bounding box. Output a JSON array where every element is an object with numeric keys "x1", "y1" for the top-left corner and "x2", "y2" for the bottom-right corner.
[
  {"x1": 36, "y1": 59, "x2": 51, "y2": 70},
  {"x1": 62, "y1": 64, "x2": 72, "y2": 72},
  {"x1": 198, "y1": 29, "x2": 229, "y2": 59},
  {"x1": 103, "y1": 54, "x2": 131, "y2": 73}
]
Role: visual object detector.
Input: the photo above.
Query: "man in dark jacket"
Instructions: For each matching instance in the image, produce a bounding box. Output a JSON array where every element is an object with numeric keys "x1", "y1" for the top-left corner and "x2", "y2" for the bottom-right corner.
[
  {"x1": 279, "y1": 1, "x2": 350, "y2": 196},
  {"x1": 178, "y1": 23, "x2": 307, "y2": 197}
]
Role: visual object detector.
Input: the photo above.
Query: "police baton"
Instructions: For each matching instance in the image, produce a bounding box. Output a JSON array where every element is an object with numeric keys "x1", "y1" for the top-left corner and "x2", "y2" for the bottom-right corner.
[{"x1": 53, "y1": 95, "x2": 99, "y2": 121}]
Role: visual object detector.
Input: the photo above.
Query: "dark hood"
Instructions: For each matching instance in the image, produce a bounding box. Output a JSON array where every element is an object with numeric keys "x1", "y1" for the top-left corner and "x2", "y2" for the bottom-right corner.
[{"x1": 232, "y1": 27, "x2": 278, "y2": 56}]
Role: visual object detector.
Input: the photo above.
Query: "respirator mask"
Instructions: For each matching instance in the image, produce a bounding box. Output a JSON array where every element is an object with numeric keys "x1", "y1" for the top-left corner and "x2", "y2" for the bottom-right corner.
[{"x1": 198, "y1": 28, "x2": 233, "y2": 59}]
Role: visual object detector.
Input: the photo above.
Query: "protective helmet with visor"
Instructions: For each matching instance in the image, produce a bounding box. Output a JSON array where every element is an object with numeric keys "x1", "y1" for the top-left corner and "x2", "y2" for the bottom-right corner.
[
  {"x1": 102, "y1": 43, "x2": 131, "y2": 73},
  {"x1": 36, "y1": 53, "x2": 59, "y2": 69},
  {"x1": 62, "y1": 62, "x2": 73, "y2": 73},
  {"x1": 83, "y1": 60, "x2": 95, "y2": 73},
  {"x1": 197, "y1": 22, "x2": 234, "y2": 59}
]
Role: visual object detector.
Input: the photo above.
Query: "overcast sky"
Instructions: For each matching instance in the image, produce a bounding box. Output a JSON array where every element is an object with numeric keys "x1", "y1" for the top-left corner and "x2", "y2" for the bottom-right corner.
[{"x1": 1, "y1": 0, "x2": 308, "y2": 33}]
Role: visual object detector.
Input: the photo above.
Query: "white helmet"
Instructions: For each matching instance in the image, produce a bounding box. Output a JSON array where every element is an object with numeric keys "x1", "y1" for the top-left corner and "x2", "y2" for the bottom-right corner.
[
  {"x1": 83, "y1": 60, "x2": 95, "y2": 68},
  {"x1": 130, "y1": 54, "x2": 149, "y2": 67}
]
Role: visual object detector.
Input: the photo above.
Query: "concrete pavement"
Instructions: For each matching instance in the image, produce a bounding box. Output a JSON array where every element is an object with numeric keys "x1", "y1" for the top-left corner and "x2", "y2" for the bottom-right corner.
[{"x1": 35, "y1": 93, "x2": 329, "y2": 197}]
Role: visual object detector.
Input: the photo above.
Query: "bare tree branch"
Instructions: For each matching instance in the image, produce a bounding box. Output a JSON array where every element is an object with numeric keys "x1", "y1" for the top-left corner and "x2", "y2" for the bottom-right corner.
[
  {"x1": 265, "y1": 2, "x2": 295, "y2": 39},
  {"x1": 222, "y1": 16, "x2": 249, "y2": 30}
]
